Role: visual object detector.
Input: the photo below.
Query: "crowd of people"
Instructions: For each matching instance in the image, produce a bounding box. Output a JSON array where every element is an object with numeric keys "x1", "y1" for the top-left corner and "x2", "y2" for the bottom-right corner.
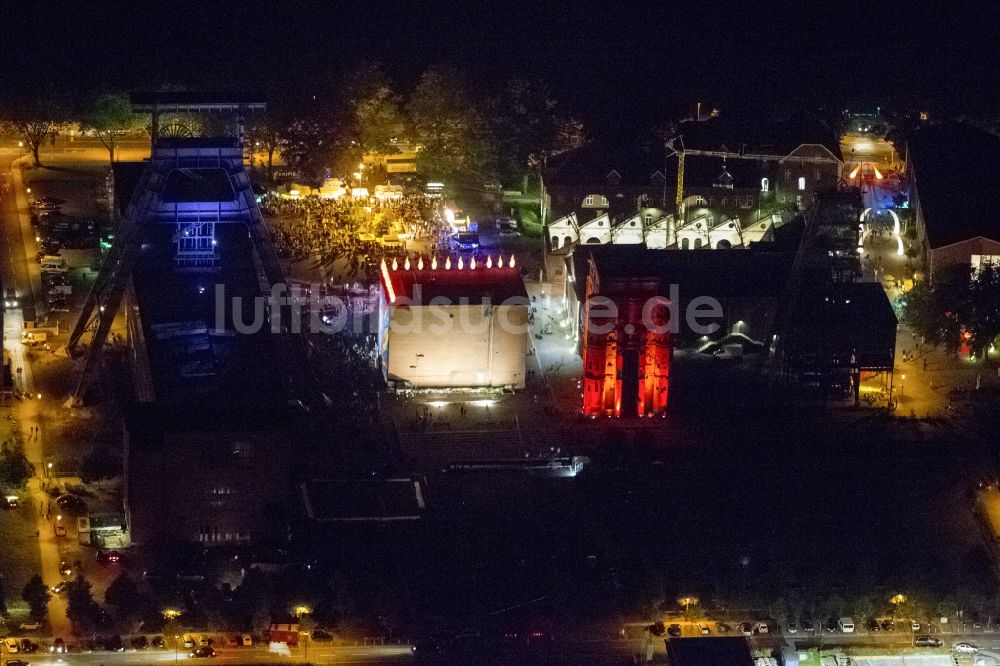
[{"x1": 261, "y1": 194, "x2": 451, "y2": 282}]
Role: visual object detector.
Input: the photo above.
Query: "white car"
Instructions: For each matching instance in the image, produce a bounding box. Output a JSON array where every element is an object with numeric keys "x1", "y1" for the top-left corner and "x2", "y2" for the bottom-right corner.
[
  {"x1": 954, "y1": 642, "x2": 978, "y2": 654},
  {"x1": 911, "y1": 620, "x2": 921, "y2": 631}
]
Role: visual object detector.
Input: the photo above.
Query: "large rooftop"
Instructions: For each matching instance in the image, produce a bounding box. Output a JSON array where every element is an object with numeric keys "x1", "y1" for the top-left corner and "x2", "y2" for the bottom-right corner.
[
  {"x1": 675, "y1": 116, "x2": 843, "y2": 160},
  {"x1": 908, "y1": 121, "x2": 1000, "y2": 248},
  {"x1": 132, "y1": 223, "x2": 283, "y2": 410},
  {"x1": 574, "y1": 244, "x2": 796, "y2": 300},
  {"x1": 665, "y1": 637, "x2": 754, "y2": 666}
]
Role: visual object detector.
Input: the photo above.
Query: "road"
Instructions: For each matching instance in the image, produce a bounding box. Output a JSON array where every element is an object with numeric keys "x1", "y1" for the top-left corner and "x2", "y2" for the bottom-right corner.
[
  {"x1": 1, "y1": 148, "x2": 71, "y2": 635},
  {"x1": 1, "y1": 644, "x2": 419, "y2": 665}
]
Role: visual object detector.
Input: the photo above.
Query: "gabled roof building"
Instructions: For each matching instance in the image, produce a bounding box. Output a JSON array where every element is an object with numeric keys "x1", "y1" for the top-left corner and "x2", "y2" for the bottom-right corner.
[{"x1": 906, "y1": 121, "x2": 1000, "y2": 276}]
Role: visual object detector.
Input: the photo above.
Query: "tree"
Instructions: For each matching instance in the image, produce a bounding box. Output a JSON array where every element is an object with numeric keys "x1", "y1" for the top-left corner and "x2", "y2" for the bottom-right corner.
[
  {"x1": 248, "y1": 110, "x2": 288, "y2": 182},
  {"x1": 105, "y1": 572, "x2": 140, "y2": 609},
  {"x1": 936, "y1": 597, "x2": 959, "y2": 620},
  {"x1": 905, "y1": 262, "x2": 1000, "y2": 359},
  {"x1": 342, "y1": 60, "x2": 404, "y2": 161},
  {"x1": 80, "y1": 93, "x2": 141, "y2": 163},
  {"x1": 66, "y1": 575, "x2": 101, "y2": 633},
  {"x1": 0, "y1": 442, "x2": 34, "y2": 489},
  {"x1": 80, "y1": 445, "x2": 122, "y2": 483},
  {"x1": 488, "y1": 78, "x2": 560, "y2": 186},
  {"x1": 106, "y1": 573, "x2": 145, "y2": 633},
  {"x1": 0, "y1": 91, "x2": 67, "y2": 167},
  {"x1": 22, "y1": 575, "x2": 50, "y2": 622},
  {"x1": 407, "y1": 66, "x2": 496, "y2": 185},
  {"x1": 0, "y1": 576, "x2": 8, "y2": 618},
  {"x1": 766, "y1": 597, "x2": 789, "y2": 623}
]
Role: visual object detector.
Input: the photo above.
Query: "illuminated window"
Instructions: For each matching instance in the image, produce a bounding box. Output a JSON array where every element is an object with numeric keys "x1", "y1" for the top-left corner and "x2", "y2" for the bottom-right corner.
[
  {"x1": 798, "y1": 176, "x2": 806, "y2": 191},
  {"x1": 972, "y1": 255, "x2": 1000, "y2": 272}
]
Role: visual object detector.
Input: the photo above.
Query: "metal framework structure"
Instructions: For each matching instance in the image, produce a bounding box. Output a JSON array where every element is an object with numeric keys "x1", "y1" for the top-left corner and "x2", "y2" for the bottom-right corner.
[{"x1": 67, "y1": 95, "x2": 282, "y2": 404}]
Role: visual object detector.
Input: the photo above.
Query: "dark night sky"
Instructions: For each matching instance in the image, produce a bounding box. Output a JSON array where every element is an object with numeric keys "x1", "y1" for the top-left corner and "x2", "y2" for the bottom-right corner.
[{"x1": 2, "y1": 0, "x2": 999, "y2": 128}]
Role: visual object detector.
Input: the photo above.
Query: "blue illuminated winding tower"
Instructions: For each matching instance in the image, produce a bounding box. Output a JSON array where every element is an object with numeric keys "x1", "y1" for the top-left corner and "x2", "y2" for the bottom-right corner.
[{"x1": 67, "y1": 92, "x2": 289, "y2": 404}]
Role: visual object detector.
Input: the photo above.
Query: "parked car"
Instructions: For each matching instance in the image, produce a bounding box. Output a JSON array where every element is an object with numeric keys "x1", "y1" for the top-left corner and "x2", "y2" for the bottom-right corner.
[
  {"x1": 825, "y1": 618, "x2": 838, "y2": 632},
  {"x1": 189, "y1": 646, "x2": 216, "y2": 658},
  {"x1": 223, "y1": 635, "x2": 238, "y2": 648},
  {"x1": 4, "y1": 638, "x2": 20, "y2": 653},
  {"x1": 102, "y1": 635, "x2": 125, "y2": 652},
  {"x1": 787, "y1": 622, "x2": 798, "y2": 634},
  {"x1": 667, "y1": 624, "x2": 682, "y2": 638},
  {"x1": 49, "y1": 637, "x2": 66, "y2": 653},
  {"x1": 739, "y1": 622, "x2": 754, "y2": 636},
  {"x1": 131, "y1": 636, "x2": 148, "y2": 650},
  {"x1": 697, "y1": 623, "x2": 710, "y2": 635},
  {"x1": 182, "y1": 636, "x2": 196, "y2": 648},
  {"x1": 54, "y1": 522, "x2": 67, "y2": 537},
  {"x1": 755, "y1": 622, "x2": 769, "y2": 635},
  {"x1": 914, "y1": 635, "x2": 942, "y2": 647},
  {"x1": 953, "y1": 642, "x2": 978, "y2": 654},
  {"x1": 151, "y1": 636, "x2": 165, "y2": 648},
  {"x1": 880, "y1": 619, "x2": 894, "y2": 631},
  {"x1": 18, "y1": 640, "x2": 38, "y2": 653},
  {"x1": 800, "y1": 619, "x2": 815, "y2": 632},
  {"x1": 911, "y1": 620, "x2": 921, "y2": 631},
  {"x1": 18, "y1": 621, "x2": 42, "y2": 631},
  {"x1": 59, "y1": 561, "x2": 72, "y2": 576},
  {"x1": 50, "y1": 581, "x2": 68, "y2": 594},
  {"x1": 240, "y1": 634, "x2": 253, "y2": 646},
  {"x1": 716, "y1": 622, "x2": 731, "y2": 633},
  {"x1": 866, "y1": 617, "x2": 880, "y2": 632}
]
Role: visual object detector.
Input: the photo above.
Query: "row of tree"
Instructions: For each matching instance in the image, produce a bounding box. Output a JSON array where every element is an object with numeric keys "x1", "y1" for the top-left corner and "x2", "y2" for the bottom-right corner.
[
  {"x1": 0, "y1": 92, "x2": 140, "y2": 167},
  {"x1": 0, "y1": 63, "x2": 586, "y2": 189},
  {"x1": 253, "y1": 61, "x2": 585, "y2": 187}
]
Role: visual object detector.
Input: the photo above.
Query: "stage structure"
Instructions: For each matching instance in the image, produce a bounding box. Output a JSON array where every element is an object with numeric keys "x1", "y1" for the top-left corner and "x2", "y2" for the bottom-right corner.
[{"x1": 66, "y1": 92, "x2": 286, "y2": 403}]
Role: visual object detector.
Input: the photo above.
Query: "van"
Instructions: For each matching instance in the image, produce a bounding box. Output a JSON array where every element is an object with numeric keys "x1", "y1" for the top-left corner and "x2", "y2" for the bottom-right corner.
[
  {"x1": 40, "y1": 255, "x2": 68, "y2": 273},
  {"x1": 838, "y1": 617, "x2": 855, "y2": 633}
]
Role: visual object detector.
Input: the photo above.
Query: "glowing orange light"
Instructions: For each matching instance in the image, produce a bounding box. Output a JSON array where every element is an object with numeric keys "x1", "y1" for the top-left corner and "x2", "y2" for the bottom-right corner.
[
  {"x1": 470, "y1": 256, "x2": 477, "y2": 269},
  {"x1": 431, "y1": 255, "x2": 438, "y2": 270},
  {"x1": 404, "y1": 256, "x2": 411, "y2": 270},
  {"x1": 417, "y1": 256, "x2": 424, "y2": 270},
  {"x1": 486, "y1": 255, "x2": 493, "y2": 268},
  {"x1": 509, "y1": 254, "x2": 516, "y2": 268},
  {"x1": 849, "y1": 166, "x2": 860, "y2": 179},
  {"x1": 391, "y1": 257, "x2": 398, "y2": 270},
  {"x1": 458, "y1": 256, "x2": 464, "y2": 270},
  {"x1": 445, "y1": 256, "x2": 451, "y2": 270}
]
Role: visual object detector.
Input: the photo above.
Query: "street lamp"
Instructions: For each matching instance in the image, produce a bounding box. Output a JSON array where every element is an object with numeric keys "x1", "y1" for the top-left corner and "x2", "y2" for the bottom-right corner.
[
  {"x1": 678, "y1": 596, "x2": 699, "y2": 616},
  {"x1": 900, "y1": 374, "x2": 906, "y2": 401},
  {"x1": 294, "y1": 605, "x2": 312, "y2": 664}
]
